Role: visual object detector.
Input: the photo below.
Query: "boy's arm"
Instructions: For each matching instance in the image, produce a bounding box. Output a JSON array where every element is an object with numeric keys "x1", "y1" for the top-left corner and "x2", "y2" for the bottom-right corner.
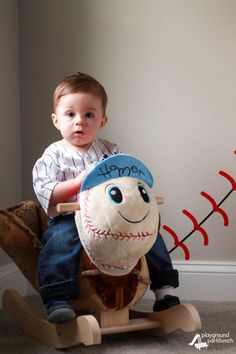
[{"x1": 49, "y1": 170, "x2": 88, "y2": 207}]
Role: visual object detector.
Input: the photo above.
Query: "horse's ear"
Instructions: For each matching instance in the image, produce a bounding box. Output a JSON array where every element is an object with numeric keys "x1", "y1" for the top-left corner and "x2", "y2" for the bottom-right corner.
[{"x1": 0, "y1": 201, "x2": 45, "y2": 290}]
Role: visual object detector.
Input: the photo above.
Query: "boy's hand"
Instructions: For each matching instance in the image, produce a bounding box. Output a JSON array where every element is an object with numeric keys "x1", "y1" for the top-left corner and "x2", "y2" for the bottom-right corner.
[{"x1": 49, "y1": 168, "x2": 93, "y2": 206}]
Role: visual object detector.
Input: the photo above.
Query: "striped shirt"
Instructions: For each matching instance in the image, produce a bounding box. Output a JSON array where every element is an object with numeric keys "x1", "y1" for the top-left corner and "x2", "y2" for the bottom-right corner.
[{"x1": 32, "y1": 138, "x2": 120, "y2": 217}]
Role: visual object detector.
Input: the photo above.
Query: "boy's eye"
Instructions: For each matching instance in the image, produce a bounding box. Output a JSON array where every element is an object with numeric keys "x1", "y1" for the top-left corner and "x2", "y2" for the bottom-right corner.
[
  {"x1": 85, "y1": 112, "x2": 95, "y2": 119},
  {"x1": 66, "y1": 111, "x2": 75, "y2": 118}
]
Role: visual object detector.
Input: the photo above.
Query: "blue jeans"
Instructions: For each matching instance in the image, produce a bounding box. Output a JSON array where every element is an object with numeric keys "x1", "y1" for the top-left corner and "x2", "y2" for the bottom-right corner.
[
  {"x1": 38, "y1": 214, "x2": 83, "y2": 303},
  {"x1": 38, "y1": 214, "x2": 179, "y2": 303},
  {"x1": 146, "y1": 233, "x2": 179, "y2": 290}
]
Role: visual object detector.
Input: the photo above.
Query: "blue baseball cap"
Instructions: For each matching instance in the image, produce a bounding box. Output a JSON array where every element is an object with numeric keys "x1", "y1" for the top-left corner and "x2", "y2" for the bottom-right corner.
[{"x1": 81, "y1": 154, "x2": 154, "y2": 191}]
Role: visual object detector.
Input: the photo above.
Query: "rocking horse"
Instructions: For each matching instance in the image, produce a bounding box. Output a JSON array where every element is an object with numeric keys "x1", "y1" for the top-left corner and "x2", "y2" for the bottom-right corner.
[{"x1": 0, "y1": 154, "x2": 201, "y2": 348}]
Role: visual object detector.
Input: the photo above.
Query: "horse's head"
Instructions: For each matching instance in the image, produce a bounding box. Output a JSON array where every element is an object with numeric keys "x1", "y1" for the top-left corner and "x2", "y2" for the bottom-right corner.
[{"x1": 75, "y1": 154, "x2": 159, "y2": 276}]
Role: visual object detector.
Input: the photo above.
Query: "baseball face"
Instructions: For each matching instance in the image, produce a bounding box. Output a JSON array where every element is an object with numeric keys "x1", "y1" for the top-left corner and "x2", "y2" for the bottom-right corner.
[{"x1": 75, "y1": 176, "x2": 159, "y2": 276}]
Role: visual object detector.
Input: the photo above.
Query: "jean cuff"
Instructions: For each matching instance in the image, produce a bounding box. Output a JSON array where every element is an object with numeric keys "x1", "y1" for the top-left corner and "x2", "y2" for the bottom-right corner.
[
  {"x1": 150, "y1": 269, "x2": 179, "y2": 290},
  {"x1": 40, "y1": 279, "x2": 79, "y2": 303}
]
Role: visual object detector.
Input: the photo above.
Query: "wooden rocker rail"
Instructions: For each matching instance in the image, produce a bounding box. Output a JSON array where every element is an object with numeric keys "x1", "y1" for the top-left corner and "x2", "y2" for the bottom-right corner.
[{"x1": 2, "y1": 289, "x2": 201, "y2": 349}]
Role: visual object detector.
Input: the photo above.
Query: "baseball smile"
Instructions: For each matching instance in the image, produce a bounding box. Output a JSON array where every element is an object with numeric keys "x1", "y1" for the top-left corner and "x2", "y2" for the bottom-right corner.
[{"x1": 118, "y1": 210, "x2": 149, "y2": 224}]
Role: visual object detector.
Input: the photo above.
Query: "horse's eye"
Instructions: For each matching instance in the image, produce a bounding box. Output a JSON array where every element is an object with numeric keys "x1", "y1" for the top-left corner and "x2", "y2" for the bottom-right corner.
[
  {"x1": 138, "y1": 184, "x2": 150, "y2": 203},
  {"x1": 107, "y1": 186, "x2": 123, "y2": 204}
]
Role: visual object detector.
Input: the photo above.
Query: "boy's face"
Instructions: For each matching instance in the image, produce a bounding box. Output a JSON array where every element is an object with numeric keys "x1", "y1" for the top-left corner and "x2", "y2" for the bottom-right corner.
[{"x1": 52, "y1": 92, "x2": 108, "y2": 151}]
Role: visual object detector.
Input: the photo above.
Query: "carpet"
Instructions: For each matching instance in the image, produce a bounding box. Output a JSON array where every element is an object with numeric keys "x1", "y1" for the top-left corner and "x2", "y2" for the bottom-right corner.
[{"x1": 0, "y1": 298, "x2": 235, "y2": 354}]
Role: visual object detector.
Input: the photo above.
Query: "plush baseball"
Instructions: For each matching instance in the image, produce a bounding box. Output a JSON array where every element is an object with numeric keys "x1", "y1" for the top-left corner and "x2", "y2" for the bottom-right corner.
[{"x1": 75, "y1": 154, "x2": 159, "y2": 276}]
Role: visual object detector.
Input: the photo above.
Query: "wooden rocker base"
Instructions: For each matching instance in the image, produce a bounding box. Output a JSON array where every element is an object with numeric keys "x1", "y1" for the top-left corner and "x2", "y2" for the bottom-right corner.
[{"x1": 2, "y1": 289, "x2": 201, "y2": 349}]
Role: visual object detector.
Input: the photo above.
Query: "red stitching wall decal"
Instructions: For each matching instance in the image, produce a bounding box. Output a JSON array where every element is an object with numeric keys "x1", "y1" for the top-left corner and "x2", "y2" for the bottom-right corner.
[
  {"x1": 182, "y1": 209, "x2": 209, "y2": 246},
  {"x1": 200, "y1": 191, "x2": 229, "y2": 227},
  {"x1": 219, "y1": 170, "x2": 236, "y2": 190},
  {"x1": 162, "y1": 225, "x2": 190, "y2": 260},
  {"x1": 163, "y1": 150, "x2": 236, "y2": 260}
]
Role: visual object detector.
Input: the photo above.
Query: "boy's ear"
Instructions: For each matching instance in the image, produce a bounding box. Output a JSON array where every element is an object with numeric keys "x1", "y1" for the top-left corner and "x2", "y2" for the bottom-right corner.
[
  {"x1": 51, "y1": 113, "x2": 60, "y2": 130},
  {"x1": 101, "y1": 115, "x2": 108, "y2": 128}
]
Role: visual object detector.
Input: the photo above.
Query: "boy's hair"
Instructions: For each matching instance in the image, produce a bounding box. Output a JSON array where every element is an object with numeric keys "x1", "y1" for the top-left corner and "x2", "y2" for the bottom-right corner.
[{"x1": 53, "y1": 72, "x2": 108, "y2": 114}]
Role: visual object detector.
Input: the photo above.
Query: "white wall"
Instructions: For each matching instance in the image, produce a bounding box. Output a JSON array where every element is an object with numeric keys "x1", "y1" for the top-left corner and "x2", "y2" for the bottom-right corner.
[
  {"x1": 19, "y1": 0, "x2": 236, "y2": 264},
  {"x1": 0, "y1": 0, "x2": 21, "y2": 266},
  {"x1": 0, "y1": 0, "x2": 235, "y2": 304}
]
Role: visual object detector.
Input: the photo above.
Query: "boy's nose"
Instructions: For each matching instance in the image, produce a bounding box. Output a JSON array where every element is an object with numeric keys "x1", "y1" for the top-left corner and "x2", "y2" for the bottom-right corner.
[{"x1": 75, "y1": 115, "x2": 84, "y2": 125}]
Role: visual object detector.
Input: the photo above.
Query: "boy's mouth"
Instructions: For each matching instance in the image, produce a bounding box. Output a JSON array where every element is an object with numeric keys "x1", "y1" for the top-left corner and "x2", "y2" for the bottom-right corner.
[{"x1": 75, "y1": 130, "x2": 85, "y2": 135}]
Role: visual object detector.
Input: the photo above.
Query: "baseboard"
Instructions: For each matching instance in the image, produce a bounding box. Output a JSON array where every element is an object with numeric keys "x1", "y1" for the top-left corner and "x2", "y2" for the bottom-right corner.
[
  {"x1": 0, "y1": 263, "x2": 28, "y2": 309},
  {"x1": 144, "y1": 261, "x2": 236, "y2": 302},
  {"x1": 1, "y1": 261, "x2": 236, "y2": 309}
]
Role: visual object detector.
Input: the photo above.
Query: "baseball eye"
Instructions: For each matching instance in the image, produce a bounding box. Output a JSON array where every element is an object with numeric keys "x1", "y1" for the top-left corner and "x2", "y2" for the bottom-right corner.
[
  {"x1": 106, "y1": 185, "x2": 123, "y2": 204},
  {"x1": 138, "y1": 184, "x2": 150, "y2": 203}
]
